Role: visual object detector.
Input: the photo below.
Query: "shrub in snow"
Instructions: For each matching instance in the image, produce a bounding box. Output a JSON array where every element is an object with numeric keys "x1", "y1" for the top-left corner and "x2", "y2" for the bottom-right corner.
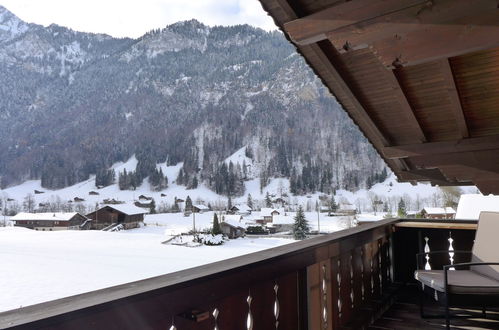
[{"x1": 199, "y1": 234, "x2": 224, "y2": 246}]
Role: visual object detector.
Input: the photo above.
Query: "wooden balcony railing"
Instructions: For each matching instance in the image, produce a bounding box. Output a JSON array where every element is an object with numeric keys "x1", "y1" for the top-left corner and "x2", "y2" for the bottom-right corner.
[{"x1": 0, "y1": 218, "x2": 477, "y2": 330}]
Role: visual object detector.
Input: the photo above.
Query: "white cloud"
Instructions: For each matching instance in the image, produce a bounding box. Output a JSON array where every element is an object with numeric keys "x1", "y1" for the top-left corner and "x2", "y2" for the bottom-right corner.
[{"x1": 0, "y1": 0, "x2": 277, "y2": 38}]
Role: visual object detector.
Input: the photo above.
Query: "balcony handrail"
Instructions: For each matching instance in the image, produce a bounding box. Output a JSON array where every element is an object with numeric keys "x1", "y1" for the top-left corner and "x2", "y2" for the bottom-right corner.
[{"x1": 0, "y1": 218, "x2": 477, "y2": 328}]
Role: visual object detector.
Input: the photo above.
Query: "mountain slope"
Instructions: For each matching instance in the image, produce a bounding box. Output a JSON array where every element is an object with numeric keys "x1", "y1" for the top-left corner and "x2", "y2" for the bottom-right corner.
[{"x1": 0, "y1": 5, "x2": 386, "y2": 194}]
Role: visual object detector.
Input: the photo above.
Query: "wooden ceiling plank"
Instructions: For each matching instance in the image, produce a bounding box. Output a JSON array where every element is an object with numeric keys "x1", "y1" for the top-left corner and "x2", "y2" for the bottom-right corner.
[
  {"x1": 438, "y1": 59, "x2": 469, "y2": 138},
  {"x1": 283, "y1": 0, "x2": 427, "y2": 45},
  {"x1": 328, "y1": 0, "x2": 497, "y2": 52},
  {"x1": 383, "y1": 135, "x2": 499, "y2": 159},
  {"x1": 307, "y1": 43, "x2": 391, "y2": 147},
  {"x1": 336, "y1": 47, "x2": 427, "y2": 143}
]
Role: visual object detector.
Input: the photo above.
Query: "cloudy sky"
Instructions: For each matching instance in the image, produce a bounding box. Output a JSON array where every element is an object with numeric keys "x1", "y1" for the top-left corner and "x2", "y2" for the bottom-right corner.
[{"x1": 0, "y1": 0, "x2": 277, "y2": 38}]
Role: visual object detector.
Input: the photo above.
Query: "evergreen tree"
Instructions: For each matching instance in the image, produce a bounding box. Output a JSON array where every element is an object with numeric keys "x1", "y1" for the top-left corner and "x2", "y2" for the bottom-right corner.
[
  {"x1": 172, "y1": 197, "x2": 180, "y2": 213},
  {"x1": 397, "y1": 198, "x2": 406, "y2": 217},
  {"x1": 247, "y1": 193, "x2": 254, "y2": 210},
  {"x1": 149, "y1": 198, "x2": 156, "y2": 214},
  {"x1": 293, "y1": 206, "x2": 310, "y2": 240},
  {"x1": 265, "y1": 192, "x2": 272, "y2": 207},
  {"x1": 228, "y1": 196, "x2": 232, "y2": 209},
  {"x1": 212, "y1": 213, "x2": 222, "y2": 235},
  {"x1": 185, "y1": 195, "x2": 193, "y2": 212},
  {"x1": 329, "y1": 195, "x2": 338, "y2": 213}
]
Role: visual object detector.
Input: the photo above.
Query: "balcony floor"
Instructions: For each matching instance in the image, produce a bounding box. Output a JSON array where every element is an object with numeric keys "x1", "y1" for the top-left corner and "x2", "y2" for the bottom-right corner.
[{"x1": 369, "y1": 284, "x2": 499, "y2": 330}]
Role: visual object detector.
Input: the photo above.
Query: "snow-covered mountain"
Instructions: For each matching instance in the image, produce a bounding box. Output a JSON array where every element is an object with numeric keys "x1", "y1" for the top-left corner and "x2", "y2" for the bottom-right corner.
[{"x1": 0, "y1": 5, "x2": 386, "y2": 196}]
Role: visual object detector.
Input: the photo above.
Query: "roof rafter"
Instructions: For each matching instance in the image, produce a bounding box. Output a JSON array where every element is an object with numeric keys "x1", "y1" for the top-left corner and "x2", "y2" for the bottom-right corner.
[
  {"x1": 382, "y1": 135, "x2": 499, "y2": 159},
  {"x1": 283, "y1": 0, "x2": 427, "y2": 46}
]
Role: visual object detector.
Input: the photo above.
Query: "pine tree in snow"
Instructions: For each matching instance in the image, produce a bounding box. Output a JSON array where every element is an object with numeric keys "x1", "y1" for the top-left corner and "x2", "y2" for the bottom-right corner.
[
  {"x1": 247, "y1": 193, "x2": 254, "y2": 210},
  {"x1": 397, "y1": 198, "x2": 406, "y2": 217},
  {"x1": 293, "y1": 206, "x2": 310, "y2": 240},
  {"x1": 265, "y1": 192, "x2": 272, "y2": 207},
  {"x1": 212, "y1": 213, "x2": 222, "y2": 235},
  {"x1": 185, "y1": 195, "x2": 193, "y2": 212}
]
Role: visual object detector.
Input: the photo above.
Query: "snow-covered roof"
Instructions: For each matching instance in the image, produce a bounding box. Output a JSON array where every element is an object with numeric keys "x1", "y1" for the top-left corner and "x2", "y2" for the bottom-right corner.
[
  {"x1": 11, "y1": 212, "x2": 81, "y2": 221},
  {"x1": 222, "y1": 218, "x2": 245, "y2": 229},
  {"x1": 272, "y1": 215, "x2": 294, "y2": 225},
  {"x1": 104, "y1": 204, "x2": 148, "y2": 215},
  {"x1": 136, "y1": 200, "x2": 152, "y2": 205},
  {"x1": 193, "y1": 204, "x2": 209, "y2": 211},
  {"x1": 232, "y1": 204, "x2": 251, "y2": 212},
  {"x1": 456, "y1": 194, "x2": 499, "y2": 219},
  {"x1": 422, "y1": 207, "x2": 455, "y2": 215},
  {"x1": 338, "y1": 203, "x2": 356, "y2": 211},
  {"x1": 223, "y1": 214, "x2": 243, "y2": 222},
  {"x1": 260, "y1": 208, "x2": 283, "y2": 217}
]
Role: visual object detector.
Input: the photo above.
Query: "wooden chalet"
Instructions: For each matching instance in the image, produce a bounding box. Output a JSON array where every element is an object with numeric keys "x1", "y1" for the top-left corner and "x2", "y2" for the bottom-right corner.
[
  {"x1": 3, "y1": 2, "x2": 499, "y2": 330},
  {"x1": 229, "y1": 204, "x2": 252, "y2": 215},
  {"x1": 86, "y1": 204, "x2": 147, "y2": 230},
  {"x1": 11, "y1": 212, "x2": 89, "y2": 231},
  {"x1": 421, "y1": 207, "x2": 456, "y2": 219},
  {"x1": 192, "y1": 204, "x2": 210, "y2": 213},
  {"x1": 134, "y1": 200, "x2": 152, "y2": 208},
  {"x1": 220, "y1": 216, "x2": 246, "y2": 239},
  {"x1": 258, "y1": 208, "x2": 282, "y2": 224}
]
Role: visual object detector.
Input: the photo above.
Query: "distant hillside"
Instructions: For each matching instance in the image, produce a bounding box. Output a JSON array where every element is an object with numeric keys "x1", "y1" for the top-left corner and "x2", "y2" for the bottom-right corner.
[{"x1": 0, "y1": 5, "x2": 386, "y2": 195}]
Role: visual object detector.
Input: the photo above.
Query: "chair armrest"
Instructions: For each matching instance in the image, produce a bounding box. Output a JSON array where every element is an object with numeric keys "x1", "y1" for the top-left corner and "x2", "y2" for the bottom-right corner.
[
  {"x1": 415, "y1": 251, "x2": 471, "y2": 270},
  {"x1": 444, "y1": 262, "x2": 499, "y2": 270}
]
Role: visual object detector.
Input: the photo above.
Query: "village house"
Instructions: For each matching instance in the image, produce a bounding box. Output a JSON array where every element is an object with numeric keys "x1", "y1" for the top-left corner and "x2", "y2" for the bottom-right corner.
[
  {"x1": 273, "y1": 197, "x2": 286, "y2": 208},
  {"x1": 192, "y1": 204, "x2": 210, "y2": 213},
  {"x1": 220, "y1": 215, "x2": 245, "y2": 239},
  {"x1": 420, "y1": 207, "x2": 456, "y2": 219},
  {"x1": 229, "y1": 204, "x2": 252, "y2": 215},
  {"x1": 138, "y1": 195, "x2": 152, "y2": 201},
  {"x1": 86, "y1": 204, "x2": 147, "y2": 230},
  {"x1": 12, "y1": 212, "x2": 90, "y2": 231},
  {"x1": 335, "y1": 203, "x2": 356, "y2": 216},
  {"x1": 134, "y1": 200, "x2": 153, "y2": 208},
  {"x1": 257, "y1": 208, "x2": 284, "y2": 224},
  {"x1": 269, "y1": 213, "x2": 294, "y2": 233}
]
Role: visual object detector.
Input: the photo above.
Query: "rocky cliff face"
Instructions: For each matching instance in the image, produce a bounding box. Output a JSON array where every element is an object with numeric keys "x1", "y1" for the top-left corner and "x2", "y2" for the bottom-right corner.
[{"x1": 0, "y1": 6, "x2": 386, "y2": 194}]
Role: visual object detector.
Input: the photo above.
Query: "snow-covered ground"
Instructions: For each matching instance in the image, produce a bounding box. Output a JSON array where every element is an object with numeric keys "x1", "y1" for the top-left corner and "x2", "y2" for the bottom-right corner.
[{"x1": 0, "y1": 225, "x2": 292, "y2": 313}]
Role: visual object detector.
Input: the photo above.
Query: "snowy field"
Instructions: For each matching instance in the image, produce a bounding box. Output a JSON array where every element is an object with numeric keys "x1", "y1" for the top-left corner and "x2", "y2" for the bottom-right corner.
[{"x1": 0, "y1": 225, "x2": 292, "y2": 313}]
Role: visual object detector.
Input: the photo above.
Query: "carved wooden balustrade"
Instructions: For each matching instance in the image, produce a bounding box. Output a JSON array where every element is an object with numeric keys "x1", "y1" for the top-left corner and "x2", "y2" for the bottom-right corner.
[{"x1": 0, "y1": 218, "x2": 477, "y2": 330}]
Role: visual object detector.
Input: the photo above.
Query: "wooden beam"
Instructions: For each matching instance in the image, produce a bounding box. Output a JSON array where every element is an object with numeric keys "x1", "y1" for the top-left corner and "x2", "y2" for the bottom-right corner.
[
  {"x1": 359, "y1": 11, "x2": 499, "y2": 67},
  {"x1": 383, "y1": 135, "x2": 499, "y2": 159},
  {"x1": 438, "y1": 59, "x2": 469, "y2": 138},
  {"x1": 398, "y1": 169, "x2": 450, "y2": 182},
  {"x1": 283, "y1": 0, "x2": 427, "y2": 45},
  {"x1": 408, "y1": 150, "x2": 499, "y2": 174},
  {"x1": 328, "y1": 0, "x2": 497, "y2": 53}
]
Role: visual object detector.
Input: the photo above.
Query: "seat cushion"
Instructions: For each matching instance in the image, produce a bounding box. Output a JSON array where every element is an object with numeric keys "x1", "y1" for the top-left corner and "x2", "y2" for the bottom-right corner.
[{"x1": 414, "y1": 270, "x2": 499, "y2": 294}]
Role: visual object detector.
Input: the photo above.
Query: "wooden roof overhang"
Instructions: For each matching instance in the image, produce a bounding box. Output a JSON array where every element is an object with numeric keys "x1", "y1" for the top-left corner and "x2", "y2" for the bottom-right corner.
[{"x1": 258, "y1": 0, "x2": 499, "y2": 194}]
